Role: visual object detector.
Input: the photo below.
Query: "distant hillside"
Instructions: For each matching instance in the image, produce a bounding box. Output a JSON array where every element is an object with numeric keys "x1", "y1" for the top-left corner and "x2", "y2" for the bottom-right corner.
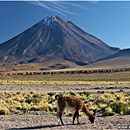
[{"x1": 88, "y1": 49, "x2": 130, "y2": 69}]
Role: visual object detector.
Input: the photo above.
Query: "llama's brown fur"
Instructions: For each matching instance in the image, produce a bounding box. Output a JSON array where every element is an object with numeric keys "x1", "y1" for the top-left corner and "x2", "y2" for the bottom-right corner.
[{"x1": 55, "y1": 95, "x2": 96, "y2": 125}]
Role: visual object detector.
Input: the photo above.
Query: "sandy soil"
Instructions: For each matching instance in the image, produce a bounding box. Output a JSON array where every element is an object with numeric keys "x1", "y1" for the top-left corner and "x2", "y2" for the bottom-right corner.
[
  {"x1": 0, "y1": 84, "x2": 130, "y2": 93},
  {"x1": 0, "y1": 111, "x2": 130, "y2": 130}
]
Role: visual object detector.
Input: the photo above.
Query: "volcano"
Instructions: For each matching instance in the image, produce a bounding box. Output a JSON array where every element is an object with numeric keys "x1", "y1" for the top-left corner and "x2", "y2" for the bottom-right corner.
[{"x1": 0, "y1": 16, "x2": 120, "y2": 69}]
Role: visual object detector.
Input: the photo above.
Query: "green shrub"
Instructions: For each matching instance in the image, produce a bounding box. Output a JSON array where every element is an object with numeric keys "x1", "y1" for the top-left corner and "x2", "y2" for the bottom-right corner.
[
  {"x1": 48, "y1": 92, "x2": 56, "y2": 97},
  {"x1": 79, "y1": 91, "x2": 92, "y2": 97},
  {"x1": 25, "y1": 97, "x2": 42, "y2": 104},
  {"x1": 33, "y1": 94, "x2": 40, "y2": 98},
  {"x1": 31, "y1": 97, "x2": 42, "y2": 104},
  {"x1": 59, "y1": 93, "x2": 64, "y2": 96},
  {"x1": 69, "y1": 90, "x2": 78, "y2": 96},
  {"x1": 16, "y1": 92, "x2": 21, "y2": 95},
  {"x1": 23, "y1": 110, "x2": 28, "y2": 114},
  {"x1": 25, "y1": 98, "x2": 32, "y2": 104},
  {"x1": 103, "y1": 111, "x2": 116, "y2": 116},
  {"x1": 110, "y1": 102, "x2": 129, "y2": 114}
]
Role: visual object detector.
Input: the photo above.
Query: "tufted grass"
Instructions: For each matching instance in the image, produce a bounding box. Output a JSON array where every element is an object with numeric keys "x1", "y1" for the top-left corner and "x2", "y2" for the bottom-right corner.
[{"x1": 0, "y1": 91, "x2": 129, "y2": 116}]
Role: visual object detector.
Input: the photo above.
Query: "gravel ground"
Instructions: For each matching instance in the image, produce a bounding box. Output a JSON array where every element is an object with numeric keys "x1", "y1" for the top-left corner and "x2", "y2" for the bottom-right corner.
[
  {"x1": 0, "y1": 111, "x2": 130, "y2": 130},
  {"x1": 0, "y1": 84, "x2": 130, "y2": 93}
]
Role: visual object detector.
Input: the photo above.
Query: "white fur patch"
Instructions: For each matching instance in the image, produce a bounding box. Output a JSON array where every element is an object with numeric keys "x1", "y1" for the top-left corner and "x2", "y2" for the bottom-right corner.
[
  {"x1": 65, "y1": 101, "x2": 75, "y2": 111},
  {"x1": 56, "y1": 100, "x2": 58, "y2": 107},
  {"x1": 57, "y1": 117, "x2": 60, "y2": 124},
  {"x1": 56, "y1": 100, "x2": 59, "y2": 112}
]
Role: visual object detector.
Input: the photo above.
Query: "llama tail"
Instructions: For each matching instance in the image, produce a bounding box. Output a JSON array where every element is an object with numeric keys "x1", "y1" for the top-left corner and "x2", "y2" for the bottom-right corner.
[{"x1": 55, "y1": 95, "x2": 60, "y2": 99}]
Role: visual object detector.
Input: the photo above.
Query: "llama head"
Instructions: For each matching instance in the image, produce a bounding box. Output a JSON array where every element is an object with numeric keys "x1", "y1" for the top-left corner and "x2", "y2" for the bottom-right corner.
[{"x1": 89, "y1": 110, "x2": 96, "y2": 123}]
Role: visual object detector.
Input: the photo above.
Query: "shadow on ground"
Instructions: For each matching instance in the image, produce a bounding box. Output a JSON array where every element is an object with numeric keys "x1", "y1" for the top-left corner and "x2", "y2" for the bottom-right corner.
[
  {"x1": 6, "y1": 125, "x2": 59, "y2": 130},
  {"x1": 6, "y1": 123, "x2": 85, "y2": 130}
]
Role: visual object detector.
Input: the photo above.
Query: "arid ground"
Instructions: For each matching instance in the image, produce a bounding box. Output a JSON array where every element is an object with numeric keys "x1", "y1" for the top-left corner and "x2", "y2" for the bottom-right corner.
[
  {"x1": 0, "y1": 111, "x2": 130, "y2": 130},
  {"x1": 0, "y1": 84, "x2": 130, "y2": 130},
  {"x1": 0, "y1": 84, "x2": 130, "y2": 93}
]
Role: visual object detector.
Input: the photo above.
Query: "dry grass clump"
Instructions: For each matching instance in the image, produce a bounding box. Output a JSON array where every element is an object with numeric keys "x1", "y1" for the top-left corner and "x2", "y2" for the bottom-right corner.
[
  {"x1": 0, "y1": 90, "x2": 130, "y2": 116},
  {"x1": 0, "y1": 78, "x2": 130, "y2": 86},
  {"x1": 0, "y1": 90, "x2": 52, "y2": 114},
  {"x1": 0, "y1": 107, "x2": 10, "y2": 115},
  {"x1": 88, "y1": 92, "x2": 129, "y2": 115},
  {"x1": 30, "y1": 90, "x2": 37, "y2": 95},
  {"x1": 0, "y1": 80, "x2": 92, "y2": 85}
]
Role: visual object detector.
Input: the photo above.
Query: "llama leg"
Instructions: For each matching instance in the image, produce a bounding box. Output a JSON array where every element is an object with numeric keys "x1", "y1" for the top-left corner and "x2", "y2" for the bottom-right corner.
[
  {"x1": 59, "y1": 111, "x2": 64, "y2": 125},
  {"x1": 57, "y1": 107, "x2": 60, "y2": 125},
  {"x1": 73, "y1": 111, "x2": 79, "y2": 125},
  {"x1": 77, "y1": 111, "x2": 80, "y2": 124},
  {"x1": 57, "y1": 107, "x2": 64, "y2": 125}
]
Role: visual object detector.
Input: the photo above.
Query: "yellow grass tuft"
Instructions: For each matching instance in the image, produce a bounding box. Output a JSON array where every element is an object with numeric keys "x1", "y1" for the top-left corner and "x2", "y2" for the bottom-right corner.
[{"x1": 0, "y1": 108, "x2": 10, "y2": 115}]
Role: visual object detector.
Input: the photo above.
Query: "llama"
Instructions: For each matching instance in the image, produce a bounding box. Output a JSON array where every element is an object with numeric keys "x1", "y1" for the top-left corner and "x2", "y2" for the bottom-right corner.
[{"x1": 55, "y1": 95, "x2": 96, "y2": 125}]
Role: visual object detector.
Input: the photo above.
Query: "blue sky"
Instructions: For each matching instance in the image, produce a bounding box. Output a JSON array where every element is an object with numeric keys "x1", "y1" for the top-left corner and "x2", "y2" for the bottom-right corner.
[{"x1": 0, "y1": 1, "x2": 130, "y2": 49}]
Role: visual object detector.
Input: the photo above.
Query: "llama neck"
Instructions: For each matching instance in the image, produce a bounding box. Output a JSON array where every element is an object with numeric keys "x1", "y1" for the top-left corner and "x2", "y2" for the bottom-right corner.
[{"x1": 82, "y1": 104, "x2": 93, "y2": 117}]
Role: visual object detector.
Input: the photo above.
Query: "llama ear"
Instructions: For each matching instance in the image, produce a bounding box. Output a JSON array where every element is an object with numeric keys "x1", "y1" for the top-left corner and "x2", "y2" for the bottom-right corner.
[{"x1": 93, "y1": 110, "x2": 97, "y2": 117}]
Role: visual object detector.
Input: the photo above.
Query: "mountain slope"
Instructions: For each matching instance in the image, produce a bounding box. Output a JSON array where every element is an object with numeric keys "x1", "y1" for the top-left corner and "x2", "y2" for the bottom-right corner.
[
  {"x1": 88, "y1": 49, "x2": 130, "y2": 68},
  {"x1": 0, "y1": 16, "x2": 120, "y2": 69}
]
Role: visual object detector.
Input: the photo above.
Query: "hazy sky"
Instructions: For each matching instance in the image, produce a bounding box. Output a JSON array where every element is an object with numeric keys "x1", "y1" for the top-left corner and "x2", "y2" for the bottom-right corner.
[{"x1": 0, "y1": 1, "x2": 130, "y2": 49}]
